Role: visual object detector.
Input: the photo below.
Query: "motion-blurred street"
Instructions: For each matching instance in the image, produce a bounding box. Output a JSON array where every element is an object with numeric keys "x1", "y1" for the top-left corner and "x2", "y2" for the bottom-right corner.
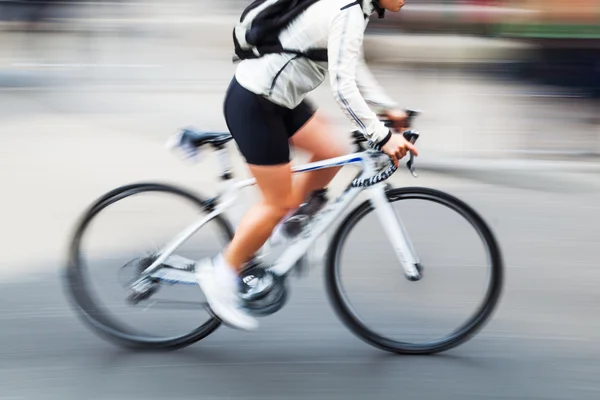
[{"x1": 1, "y1": 1, "x2": 600, "y2": 399}]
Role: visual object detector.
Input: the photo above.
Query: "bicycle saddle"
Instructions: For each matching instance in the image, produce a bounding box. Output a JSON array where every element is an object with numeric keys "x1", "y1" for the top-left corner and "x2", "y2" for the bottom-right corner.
[{"x1": 179, "y1": 128, "x2": 233, "y2": 148}]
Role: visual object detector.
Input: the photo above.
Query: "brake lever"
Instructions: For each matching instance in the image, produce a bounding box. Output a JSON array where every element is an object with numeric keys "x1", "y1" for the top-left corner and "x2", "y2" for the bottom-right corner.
[
  {"x1": 379, "y1": 110, "x2": 422, "y2": 178},
  {"x1": 406, "y1": 152, "x2": 417, "y2": 178},
  {"x1": 379, "y1": 123, "x2": 420, "y2": 178},
  {"x1": 402, "y1": 130, "x2": 419, "y2": 178}
]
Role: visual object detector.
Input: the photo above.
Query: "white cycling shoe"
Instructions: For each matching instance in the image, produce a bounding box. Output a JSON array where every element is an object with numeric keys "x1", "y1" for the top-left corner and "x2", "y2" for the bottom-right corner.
[{"x1": 195, "y1": 257, "x2": 258, "y2": 331}]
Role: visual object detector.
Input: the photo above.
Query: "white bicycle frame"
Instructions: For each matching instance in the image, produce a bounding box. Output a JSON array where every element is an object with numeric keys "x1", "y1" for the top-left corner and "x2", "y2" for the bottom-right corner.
[{"x1": 139, "y1": 147, "x2": 422, "y2": 282}]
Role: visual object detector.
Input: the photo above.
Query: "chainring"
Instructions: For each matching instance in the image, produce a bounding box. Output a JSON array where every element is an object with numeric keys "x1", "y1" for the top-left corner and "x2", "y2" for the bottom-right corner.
[{"x1": 239, "y1": 263, "x2": 288, "y2": 317}]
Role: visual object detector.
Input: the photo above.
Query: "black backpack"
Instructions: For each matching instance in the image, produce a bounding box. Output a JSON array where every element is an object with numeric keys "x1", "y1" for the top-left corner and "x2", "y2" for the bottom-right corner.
[{"x1": 232, "y1": 0, "x2": 326, "y2": 62}]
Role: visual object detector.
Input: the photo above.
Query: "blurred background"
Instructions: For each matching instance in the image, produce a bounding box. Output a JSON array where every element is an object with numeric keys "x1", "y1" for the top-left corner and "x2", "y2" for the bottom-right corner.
[{"x1": 1, "y1": 1, "x2": 600, "y2": 399}]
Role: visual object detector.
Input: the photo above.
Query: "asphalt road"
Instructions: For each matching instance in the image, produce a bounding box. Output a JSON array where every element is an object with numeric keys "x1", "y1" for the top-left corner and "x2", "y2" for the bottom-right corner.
[{"x1": 2, "y1": 177, "x2": 600, "y2": 399}]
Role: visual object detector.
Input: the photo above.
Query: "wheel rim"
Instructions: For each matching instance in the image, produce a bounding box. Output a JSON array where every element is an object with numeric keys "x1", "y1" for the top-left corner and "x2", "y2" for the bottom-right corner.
[
  {"x1": 327, "y1": 188, "x2": 503, "y2": 354},
  {"x1": 66, "y1": 183, "x2": 230, "y2": 347}
]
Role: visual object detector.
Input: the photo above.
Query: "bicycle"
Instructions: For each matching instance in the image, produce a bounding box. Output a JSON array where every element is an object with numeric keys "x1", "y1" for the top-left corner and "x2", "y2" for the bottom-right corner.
[{"x1": 65, "y1": 109, "x2": 503, "y2": 355}]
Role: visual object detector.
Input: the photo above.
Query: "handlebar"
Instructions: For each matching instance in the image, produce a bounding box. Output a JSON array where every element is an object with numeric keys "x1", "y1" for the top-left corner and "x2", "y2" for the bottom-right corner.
[
  {"x1": 350, "y1": 108, "x2": 422, "y2": 187},
  {"x1": 350, "y1": 127, "x2": 420, "y2": 188},
  {"x1": 376, "y1": 108, "x2": 422, "y2": 179},
  {"x1": 379, "y1": 125, "x2": 419, "y2": 178},
  {"x1": 380, "y1": 108, "x2": 421, "y2": 130}
]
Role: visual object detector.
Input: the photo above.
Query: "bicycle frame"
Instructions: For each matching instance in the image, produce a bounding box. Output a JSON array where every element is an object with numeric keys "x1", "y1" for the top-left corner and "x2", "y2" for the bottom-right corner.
[{"x1": 139, "y1": 147, "x2": 422, "y2": 282}]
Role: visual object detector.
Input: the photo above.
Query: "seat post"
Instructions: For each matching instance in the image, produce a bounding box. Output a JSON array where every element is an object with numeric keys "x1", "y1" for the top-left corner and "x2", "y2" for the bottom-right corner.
[{"x1": 213, "y1": 144, "x2": 234, "y2": 181}]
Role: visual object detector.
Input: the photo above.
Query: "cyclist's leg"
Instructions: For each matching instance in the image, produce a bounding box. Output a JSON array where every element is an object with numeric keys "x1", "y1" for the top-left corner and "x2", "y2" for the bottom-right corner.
[
  {"x1": 288, "y1": 110, "x2": 351, "y2": 201},
  {"x1": 223, "y1": 163, "x2": 298, "y2": 270},
  {"x1": 196, "y1": 78, "x2": 310, "y2": 329},
  {"x1": 223, "y1": 103, "x2": 349, "y2": 269},
  {"x1": 222, "y1": 126, "x2": 349, "y2": 270},
  {"x1": 221, "y1": 79, "x2": 304, "y2": 270}
]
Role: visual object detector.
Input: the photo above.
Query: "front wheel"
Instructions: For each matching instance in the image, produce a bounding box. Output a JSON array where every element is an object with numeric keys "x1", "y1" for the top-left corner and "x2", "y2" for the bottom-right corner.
[{"x1": 326, "y1": 187, "x2": 503, "y2": 355}]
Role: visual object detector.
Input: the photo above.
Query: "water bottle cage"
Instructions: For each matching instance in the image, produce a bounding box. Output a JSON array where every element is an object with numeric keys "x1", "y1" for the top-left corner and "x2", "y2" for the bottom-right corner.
[{"x1": 282, "y1": 190, "x2": 328, "y2": 238}]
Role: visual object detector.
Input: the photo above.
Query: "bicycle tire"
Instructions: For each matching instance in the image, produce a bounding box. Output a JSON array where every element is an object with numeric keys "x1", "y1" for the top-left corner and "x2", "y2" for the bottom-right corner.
[
  {"x1": 325, "y1": 186, "x2": 503, "y2": 355},
  {"x1": 65, "y1": 182, "x2": 232, "y2": 350}
]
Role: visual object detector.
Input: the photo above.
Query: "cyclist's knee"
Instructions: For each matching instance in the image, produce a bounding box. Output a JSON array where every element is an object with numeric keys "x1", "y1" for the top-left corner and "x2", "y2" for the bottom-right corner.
[{"x1": 262, "y1": 195, "x2": 299, "y2": 219}]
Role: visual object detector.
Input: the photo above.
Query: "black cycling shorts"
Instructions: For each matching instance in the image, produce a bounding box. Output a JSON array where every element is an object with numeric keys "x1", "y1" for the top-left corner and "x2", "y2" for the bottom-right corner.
[{"x1": 223, "y1": 77, "x2": 316, "y2": 166}]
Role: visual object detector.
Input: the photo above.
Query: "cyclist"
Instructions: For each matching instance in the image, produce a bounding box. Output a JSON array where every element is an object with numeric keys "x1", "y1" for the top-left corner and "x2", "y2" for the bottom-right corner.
[{"x1": 196, "y1": 0, "x2": 418, "y2": 330}]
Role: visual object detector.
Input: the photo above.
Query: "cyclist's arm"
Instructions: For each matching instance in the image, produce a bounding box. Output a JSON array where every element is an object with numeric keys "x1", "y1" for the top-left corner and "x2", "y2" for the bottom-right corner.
[
  {"x1": 356, "y1": 50, "x2": 399, "y2": 113},
  {"x1": 327, "y1": 6, "x2": 391, "y2": 148}
]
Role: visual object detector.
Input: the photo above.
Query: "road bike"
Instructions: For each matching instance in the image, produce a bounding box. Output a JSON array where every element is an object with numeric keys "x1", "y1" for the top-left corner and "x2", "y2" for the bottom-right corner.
[{"x1": 65, "y1": 110, "x2": 503, "y2": 354}]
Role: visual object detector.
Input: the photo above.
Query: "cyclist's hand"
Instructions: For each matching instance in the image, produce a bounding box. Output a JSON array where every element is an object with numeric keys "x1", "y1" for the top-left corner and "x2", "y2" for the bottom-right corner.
[{"x1": 380, "y1": 133, "x2": 419, "y2": 167}]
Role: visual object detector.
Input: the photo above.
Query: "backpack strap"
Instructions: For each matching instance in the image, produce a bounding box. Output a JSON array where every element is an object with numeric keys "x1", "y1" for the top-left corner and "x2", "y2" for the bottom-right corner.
[{"x1": 233, "y1": 39, "x2": 328, "y2": 63}]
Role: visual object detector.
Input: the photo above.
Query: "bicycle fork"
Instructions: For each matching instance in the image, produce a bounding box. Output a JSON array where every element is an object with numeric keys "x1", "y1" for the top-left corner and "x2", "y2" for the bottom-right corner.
[{"x1": 367, "y1": 184, "x2": 422, "y2": 281}]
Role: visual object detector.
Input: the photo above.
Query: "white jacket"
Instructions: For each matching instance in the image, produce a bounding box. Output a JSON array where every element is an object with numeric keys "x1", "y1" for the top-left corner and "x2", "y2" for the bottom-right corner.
[{"x1": 235, "y1": 0, "x2": 398, "y2": 145}]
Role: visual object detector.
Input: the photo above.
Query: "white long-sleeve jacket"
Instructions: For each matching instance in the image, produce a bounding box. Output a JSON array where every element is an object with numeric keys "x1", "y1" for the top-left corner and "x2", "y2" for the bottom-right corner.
[{"x1": 235, "y1": 0, "x2": 398, "y2": 145}]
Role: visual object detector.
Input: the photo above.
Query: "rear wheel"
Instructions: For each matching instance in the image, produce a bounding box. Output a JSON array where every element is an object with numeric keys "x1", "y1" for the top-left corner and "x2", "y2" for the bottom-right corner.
[
  {"x1": 65, "y1": 183, "x2": 232, "y2": 350},
  {"x1": 326, "y1": 187, "x2": 503, "y2": 355}
]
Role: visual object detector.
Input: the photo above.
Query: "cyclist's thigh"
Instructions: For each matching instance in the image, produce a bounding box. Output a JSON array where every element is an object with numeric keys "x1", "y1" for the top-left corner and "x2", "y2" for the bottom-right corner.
[
  {"x1": 223, "y1": 77, "x2": 290, "y2": 166},
  {"x1": 247, "y1": 163, "x2": 295, "y2": 210},
  {"x1": 283, "y1": 98, "x2": 317, "y2": 139},
  {"x1": 290, "y1": 111, "x2": 351, "y2": 159}
]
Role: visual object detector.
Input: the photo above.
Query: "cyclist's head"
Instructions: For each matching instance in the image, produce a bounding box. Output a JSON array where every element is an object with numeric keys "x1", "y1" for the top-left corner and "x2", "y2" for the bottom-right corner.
[{"x1": 374, "y1": 0, "x2": 405, "y2": 13}]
